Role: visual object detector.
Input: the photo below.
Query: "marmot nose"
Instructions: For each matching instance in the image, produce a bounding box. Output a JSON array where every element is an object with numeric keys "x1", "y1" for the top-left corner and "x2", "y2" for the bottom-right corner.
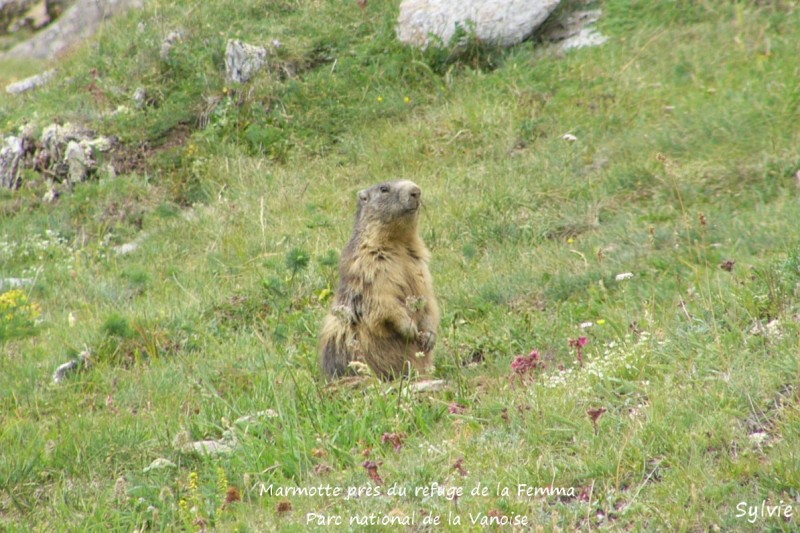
[{"x1": 409, "y1": 186, "x2": 421, "y2": 199}]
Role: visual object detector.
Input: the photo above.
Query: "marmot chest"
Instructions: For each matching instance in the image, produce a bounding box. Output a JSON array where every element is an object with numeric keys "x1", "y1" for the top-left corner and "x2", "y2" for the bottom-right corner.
[{"x1": 360, "y1": 245, "x2": 427, "y2": 292}]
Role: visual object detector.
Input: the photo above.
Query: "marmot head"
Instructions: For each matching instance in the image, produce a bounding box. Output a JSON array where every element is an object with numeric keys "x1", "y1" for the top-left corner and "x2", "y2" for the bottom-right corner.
[{"x1": 355, "y1": 180, "x2": 422, "y2": 231}]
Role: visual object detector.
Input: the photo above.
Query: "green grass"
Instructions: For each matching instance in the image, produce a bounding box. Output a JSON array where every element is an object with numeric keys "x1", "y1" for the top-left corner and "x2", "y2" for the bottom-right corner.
[{"x1": 2, "y1": 0, "x2": 800, "y2": 530}]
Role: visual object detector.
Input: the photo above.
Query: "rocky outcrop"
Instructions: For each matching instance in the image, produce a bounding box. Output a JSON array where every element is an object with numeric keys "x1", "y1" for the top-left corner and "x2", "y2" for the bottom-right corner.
[
  {"x1": 1, "y1": 0, "x2": 144, "y2": 60},
  {"x1": 1, "y1": 0, "x2": 41, "y2": 33},
  {"x1": 42, "y1": 123, "x2": 114, "y2": 185},
  {"x1": 1, "y1": 122, "x2": 115, "y2": 190},
  {"x1": 1, "y1": 1, "x2": 70, "y2": 33},
  {"x1": 397, "y1": 0, "x2": 561, "y2": 48}
]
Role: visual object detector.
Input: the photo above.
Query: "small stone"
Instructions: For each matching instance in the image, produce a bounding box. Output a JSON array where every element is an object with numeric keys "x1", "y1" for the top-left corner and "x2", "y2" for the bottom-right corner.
[
  {"x1": 5, "y1": 69, "x2": 56, "y2": 95},
  {"x1": 113, "y1": 242, "x2": 139, "y2": 255},
  {"x1": 0, "y1": 278, "x2": 33, "y2": 290},
  {"x1": 748, "y1": 431, "x2": 769, "y2": 446},
  {"x1": 113, "y1": 476, "x2": 129, "y2": 502},
  {"x1": 65, "y1": 141, "x2": 90, "y2": 184},
  {"x1": 171, "y1": 429, "x2": 191, "y2": 449},
  {"x1": 225, "y1": 39, "x2": 268, "y2": 84},
  {"x1": 182, "y1": 439, "x2": 236, "y2": 457},
  {"x1": 143, "y1": 458, "x2": 177, "y2": 472},
  {"x1": 103, "y1": 163, "x2": 117, "y2": 180},
  {"x1": 749, "y1": 319, "x2": 782, "y2": 338},
  {"x1": 84, "y1": 136, "x2": 114, "y2": 152},
  {"x1": 132, "y1": 87, "x2": 147, "y2": 109},
  {"x1": 559, "y1": 27, "x2": 608, "y2": 51},
  {"x1": 160, "y1": 30, "x2": 183, "y2": 61},
  {"x1": 562, "y1": 133, "x2": 578, "y2": 142},
  {"x1": 234, "y1": 409, "x2": 279, "y2": 426},
  {"x1": 42, "y1": 188, "x2": 59, "y2": 203},
  {"x1": 615, "y1": 272, "x2": 634, "y2": 281},
  {"x1": 52, "y1": 350, "x2": 91, "y2": 384},
  {"x1": 109, "y1": 105, "x2": 131, "y2": 117},
  {"x1": 540, "y1": 8, "x2": 608, "y2": 52},
  {"x1": 19, "y1": 122, "x2": 37, "y2": 143},
  {"x1": 409, "y1": 379, "x2": 447, "y2": 392},
  {"x1": 0, "y1": 136, "x2": 24, "y2": 189},
  {"x1": 113, "y1": 232, "x2": 146, "y2": 255}
]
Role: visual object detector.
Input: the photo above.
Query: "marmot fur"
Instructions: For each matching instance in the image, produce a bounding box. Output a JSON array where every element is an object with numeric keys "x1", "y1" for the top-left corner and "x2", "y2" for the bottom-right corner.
[{"x1": 320, "y1": 180, "x2": 440, "y2": 379}]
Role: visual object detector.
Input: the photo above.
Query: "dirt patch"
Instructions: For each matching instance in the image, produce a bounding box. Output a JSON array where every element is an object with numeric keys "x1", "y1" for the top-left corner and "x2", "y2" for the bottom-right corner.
[{"x1": 109, "y1": 122, "x2": 193, "y2": 176}]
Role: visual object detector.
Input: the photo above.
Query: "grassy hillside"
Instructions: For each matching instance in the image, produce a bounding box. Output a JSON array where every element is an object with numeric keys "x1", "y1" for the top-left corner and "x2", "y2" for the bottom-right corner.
[{"x1": 2, "y1": 0, "x2": 799, "y2": 530}]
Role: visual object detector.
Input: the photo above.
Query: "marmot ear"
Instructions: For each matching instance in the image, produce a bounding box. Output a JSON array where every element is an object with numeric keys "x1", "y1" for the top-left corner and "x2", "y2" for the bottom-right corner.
[{"x1": 358, "y1": 189, "x2": 369, "y2": 202}]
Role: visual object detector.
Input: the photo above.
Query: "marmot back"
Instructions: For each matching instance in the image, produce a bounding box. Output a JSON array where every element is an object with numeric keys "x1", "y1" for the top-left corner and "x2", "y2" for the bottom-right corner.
[{"x1": 320, "y1": 180, "x2": 440, "y2": 380}]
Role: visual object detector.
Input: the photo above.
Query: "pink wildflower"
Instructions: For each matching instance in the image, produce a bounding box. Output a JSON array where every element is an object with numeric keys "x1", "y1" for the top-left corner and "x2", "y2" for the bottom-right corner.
[
  {"x1": 511, "y1": 350, "x2": 543, "y2": 375},
  {"x1": 569, "y1": 336, "x2": 588, "y2": 367}
]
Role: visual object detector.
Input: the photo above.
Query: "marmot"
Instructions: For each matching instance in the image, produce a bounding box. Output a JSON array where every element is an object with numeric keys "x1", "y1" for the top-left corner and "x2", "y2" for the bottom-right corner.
[{"x1": 320, "y1": 180, "x2": 440, "y2": 380}]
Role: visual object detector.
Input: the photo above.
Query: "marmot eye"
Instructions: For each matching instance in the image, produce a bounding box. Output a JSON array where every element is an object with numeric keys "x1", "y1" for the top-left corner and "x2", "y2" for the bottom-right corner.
[{"x1": 379, "y1": 185, "x2": 390, "y2": 193}]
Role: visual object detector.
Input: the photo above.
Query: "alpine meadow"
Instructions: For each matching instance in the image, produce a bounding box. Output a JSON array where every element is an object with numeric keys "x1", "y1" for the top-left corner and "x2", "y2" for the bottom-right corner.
[{"x1": 1, "y1": 0, "x2": 799, "y2": 531}]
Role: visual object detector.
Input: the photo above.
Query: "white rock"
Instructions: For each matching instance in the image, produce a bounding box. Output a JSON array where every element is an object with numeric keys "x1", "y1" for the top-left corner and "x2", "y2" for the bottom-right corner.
[
  {"x1": 103, "y1": 163, "x2": 117, "y2": 180},
  {"x1": 397, "y1": 0, "x2": 561, "y2": 49},
  {"x1": 109, "y1": 105, "x2": 131, "y2": 117},
  {"x1": 749, "y1": 319, "x2": 782, "y2": 338},
  {"x1": 143, "y1": 458, "x2": 177, "y2": 472},
  {"x1": 5, "y1": 69, "x2": 56, "y2": 95},
  {"x1": 0, "y1": 277, "x2": 33, "y2": 290},
  {"x1": 562, "y1": 133, "x2": 578, "y2": 142},
  {"x1": 160, "y1": 30, "x2": 183, "y2": 61},
  {"x1": 234, "y1": 409, "x2": 278, "y2": 426},
  {"x1": 615, "y1": 272, "x2": 634, "y2": 281},
  {"x1": 409, "y1": 379, "x2": 447, "y2": 392},
  {"x1": 65, "y1": 141, "x2": 90, "y2": 183},
  {"x1": 0, "y1": 136, "x2": 24, "y2": 189},
  {"x1": 113, "y1": 242, "x2": 139, "y2": 255},
  {"x1": 83, "y1": 136, "x2": 113, "y2": 152},
  {"x1": 540, "y1": 9, "x2": 608, "y2": 51},
  {"x1": 225, "y1": 39, "x2": 268, "y2": 84},
  {"x1": 748, "y1": 431, "x2": 769, "y2": 446},
  {"x1": 1, "y1": 0, "x2": 146, "y2": 61},
  {"x1": 42, "y1": 188, "x2": 59, "y2": 203},
  {"x1": 132, "y1": 87, "x2": 147, "y2": 108},
  {"x1": 183, "y1": 439, "x2": 236, "y2": 457},
  {"x1": 113, "y1": 232, "x2": 147, "y2": 256},
  {"x1": 52, "y1": 350, "x2": 91, "y2": 384},
  {"x1": 560, "y1": 27, "x2": 607, "y2": 50},
  {"x1": 41, "y1": 123, "x2": 91, "y2": 157}
]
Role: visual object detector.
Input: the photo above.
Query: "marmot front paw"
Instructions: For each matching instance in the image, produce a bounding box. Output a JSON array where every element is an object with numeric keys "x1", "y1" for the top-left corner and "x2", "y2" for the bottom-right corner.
[{"x1": 418, "y1": 330, "x2": 436, "y2": 353}]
